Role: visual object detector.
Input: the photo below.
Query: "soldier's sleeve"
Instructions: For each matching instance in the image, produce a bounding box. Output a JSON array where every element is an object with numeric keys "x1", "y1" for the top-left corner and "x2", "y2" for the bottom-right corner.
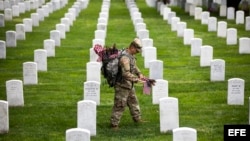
[
  {"x1": 120, "y1": 56, "x2": 139, "y2": 82},
  {"x1": 134, "y1": 64, "x2": 142, "y2": 77}
]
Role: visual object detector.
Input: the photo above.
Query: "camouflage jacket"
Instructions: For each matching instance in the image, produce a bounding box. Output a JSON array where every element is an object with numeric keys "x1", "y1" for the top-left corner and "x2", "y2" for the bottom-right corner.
[{"x1": 115, "y1": 50, "x2": 141, "y2": 89}]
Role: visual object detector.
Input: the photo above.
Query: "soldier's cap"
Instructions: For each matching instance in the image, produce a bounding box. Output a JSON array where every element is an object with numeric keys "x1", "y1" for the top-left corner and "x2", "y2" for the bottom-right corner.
[{"x1": 131, "y1": 38, "x2": 142, "y2": 52}]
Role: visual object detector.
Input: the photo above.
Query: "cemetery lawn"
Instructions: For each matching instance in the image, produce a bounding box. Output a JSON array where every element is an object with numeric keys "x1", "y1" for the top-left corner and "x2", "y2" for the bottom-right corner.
[{"x1": 0, "y1": 0, "x2": 250, "y2": 141}]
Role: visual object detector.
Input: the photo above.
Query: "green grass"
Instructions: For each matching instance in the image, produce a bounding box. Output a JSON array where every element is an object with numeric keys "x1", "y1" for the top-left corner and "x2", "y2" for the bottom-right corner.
[{"x1": 0, "y1": 0, "x2": 250, "y2": 140}]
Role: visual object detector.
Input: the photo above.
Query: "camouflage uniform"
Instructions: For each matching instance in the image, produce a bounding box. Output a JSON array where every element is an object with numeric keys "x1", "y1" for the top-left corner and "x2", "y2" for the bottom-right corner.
[{"x1": 110, "y1": 50, "x2": 142, "y2": 127}]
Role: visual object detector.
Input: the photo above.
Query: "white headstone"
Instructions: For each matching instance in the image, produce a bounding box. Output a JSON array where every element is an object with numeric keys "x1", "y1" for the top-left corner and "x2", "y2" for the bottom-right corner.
[
  {"x1": 50, "y1": 30, "x2": 61, "y2": 47},
  {"x1": 159, "y1": 97, "x2": 179, "y2": 133},
  {"x1": 132, "y1": 12, "x2": 141, "y2": 21},
  {"x1": 171, "y1": 17, "x2": 180, "y2": 31},
  {"x1": 0, "y1": 100, "x2": 9, "y2": 134},
  {"x1": 12, "y1": 5, "x2": 20, "y2": 17},
  {"x1": 25, "y1": 1, "x2": 31, "y2": 11},
  {"x1": 210, "y1": 59, "x2": 225, "y2": 81},
  {"x1": 160, "y1": 3, "x2": 165, "y2": 15},
  {"x1": 31, "y1": 13, "x2": 39, "y2": 27},
  {"x1": 36, "y1": 8, "x2": 44, "y2": 21},
  {"x1": 201, "y1": 11, "x2": 210, "y2": 24},
  {"x1": 6, "y1": 31, "x2": 16, "y2": 47},
  {"x1": 6, "y1": 80, "x2": 24, "y2": 106},
  {"x1": 189, "y1": 4, "x2": 195, "y2": 16},
  {"x1": 239, "y1": 37, "x2": 250, "y2": 54},
  {"x1": 136, "y1": 23, "x2": 146, "y2": 33},
  {"x1": 133, "y1": 18, "x2": 144, "y2": 27},
  {"x1": 200, "y1": 45, "x2": 213, "y2": 67},
  {"x1": 99, "y1": 12, "x2": 108, "y2": 20},
  {"x1": 43, "y1": 39, "x2": 55, "y2": 57},
  {"x1": 56, "y1": 24, "x2": 66, "y2": 39},
  {"x1": 141, "y1": 38, "x2": 153, "y2": 57},
  {"x1": 245, "y1": 16, "x2": 250, "y2": 31},
  {"x1": 4, "y1": 8, "x2": 12, "y2": 21},
  {"x1": 217, "y1": 21, "x2": 227, "y2": 38},
  {"x1": 0, "y1": 1, "x2": 3, "y2": 11},
  {"x1": 84, "y1": 81, "x2": 100, "y2": 105},
  {"x1": 149, "y1": 60, "x2": 163, "y2": 80},
  {"x1": 168, "y1": 12, "x2": 176, "y2": 24},
  {"x1": 68, "y1": 8, "x2": 77, "y2": 21},
  {"x1": 77, "y1": 100, "x2": 96, "y2": 136},
  {"x1": 208, "y1": 17, "x2": 217, "y2": 32},
  {"x1": 0, "y1": 14, "x2": 5, "y2": 27},
  {"x1": 236, "y1": 10, "x2": 244, "y2": 24},
  {"x1": 23, "y1": 18, "x2": 33, "y2": 32},
  {"x1": 226, "y1": 28, "x2": 237, "y2": 45},
  {"x1": 97, "y1": 17, "x2": 107, "y2": 25},
  {"x1": 18, "y1": 3, "x2": 25, "y2": 13},
  {"x1": 16, "y1": 24, "x2": 26, "y2": 40},
  {"x1": 152, "y1": 79, "x2": 168, "y2": 104},
  {"x1": 34, "y1": 49, "x2": 47, "y2": 71},
  {"x1": 142, "y1": 38, "x2": 153, "y2": 48},
  {"x1": 191, "y1": 38, "x2": 202, "y2": 56},
  {"x1": 23, "y1": 62, "x2": 38, "y2": 85},
  {"x1": 61, "y1": 18, "x2": 70, "y2": 32},
  {"x1": 219, "y1": 5, "x2": 227, "y2": 17},
  {"x1": 0, "y1": 41, "x2": 6, "y2": 59},
  {"x1": 144, "y1": 47, "x2": 157, "y2": 68},
  {"x1": 194, "y1": 7, "x2": 202, "y2": 20},
  {"x1": 227, "y1": 7, "x2": 235, "y2": 20},
  {"x1": 173, "y1": 127, "x2": 197, "y2": 141},
  {"x1": 66, "y1": 128, "x2": 90, "y2": 141},
  {"x1": 65, "y1": 13, "x2": 74, "y2": 26},
  {"x1": 177, "y1": 22, "x2": 187, "y2": 37},
  {"x1": 42, "y1": 5, "x2": 49, "y2": 17},
  {"x1": 86, "y1": 62, "x2": 101, "y2": 83},
  {"x1": 183, "y1": 28, "x2": 194, "y2": 45},
  {"x1": 227, "y1": 78, "x2": 245, "y2": 105},
  {"x1": 137, "y1": 29, "x2": 149, "y2": 41},
  {"x1": 145, "y1": 0, "x2": 156, "y2": 7},
  {"x1": 97, "y1": 23, "x2": 107, "y2": 36},
  {"x1": 18, "y1": 3, "x2": 26, "y2": 13},
  {"x1": 95, "y1": 30, "x2": 105, "y2": 40}
]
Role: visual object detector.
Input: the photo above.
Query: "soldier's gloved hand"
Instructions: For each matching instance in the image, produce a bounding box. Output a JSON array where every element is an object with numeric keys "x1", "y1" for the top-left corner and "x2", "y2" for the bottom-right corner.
[{"x1": 137, "y1": 78, "x2": 146, "y2": 84}]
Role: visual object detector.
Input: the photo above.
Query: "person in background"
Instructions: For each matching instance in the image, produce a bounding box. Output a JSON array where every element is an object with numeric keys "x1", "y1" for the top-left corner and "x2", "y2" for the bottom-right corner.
[{"x1": 239, "y1": 0, "x2": 250, "y2": 16}]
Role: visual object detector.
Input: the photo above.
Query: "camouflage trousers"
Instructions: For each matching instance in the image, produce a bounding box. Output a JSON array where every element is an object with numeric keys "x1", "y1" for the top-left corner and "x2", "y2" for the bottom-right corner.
[{"x1": 110, "y1": 85, "x2": 141, "y2": 126}]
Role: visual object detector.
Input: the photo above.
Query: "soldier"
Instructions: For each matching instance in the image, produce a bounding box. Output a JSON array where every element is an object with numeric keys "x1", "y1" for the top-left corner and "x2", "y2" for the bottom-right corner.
[{"x1": 110, "y1": 38, "x2": 146, "y2": 130}]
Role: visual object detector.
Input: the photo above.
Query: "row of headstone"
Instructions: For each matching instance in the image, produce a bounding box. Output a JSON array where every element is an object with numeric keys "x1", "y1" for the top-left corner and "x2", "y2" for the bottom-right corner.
[
  {"x1": 10, "y1": 0, "x2": 72, "y2": 87},
  {"x1": 154, "y1": 2, "x2": 247, "y2": 137},
  {"x1": 127, "y1": 0, "x2": 161, "y2": 76},
  {"x1": 1, "y1": 0, "x2": 46, "y2": 22},
  {"x1": 89, "y1": 0, "x2": 110, "y2": 62},
  {"x1": 1, "y1": 0, "x2": 68, "y2": 50},
  {"x1": 0, "y1": 0, "x2": 90, "y2": 135},
  {"x1": 186, "y1": 1, "x2": 250, "y2": 28},
  {"x1": 86, "y1": 0, "x2": 110, "y2": 87},
  {"x1": 159, "y1": 4, "x2": 246, "y2": 84},
  {"x1": 64, "y1": 1, "x2": 100, "y2": 140},
  {"x1": 191, "y1": 7, "x2": 250, "y2": 52},
  {"x1": 0, "y1": 0, "x2": 45, "y2": 10}
]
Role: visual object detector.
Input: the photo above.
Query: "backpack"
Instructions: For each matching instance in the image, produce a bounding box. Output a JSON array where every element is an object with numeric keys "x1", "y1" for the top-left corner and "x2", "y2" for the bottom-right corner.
[{"x1": 94, "y1": 44, "x2": 126, "y2": 87}]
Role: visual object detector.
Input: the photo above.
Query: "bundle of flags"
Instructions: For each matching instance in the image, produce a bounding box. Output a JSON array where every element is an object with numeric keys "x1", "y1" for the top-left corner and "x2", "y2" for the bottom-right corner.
[{"x1": 93, "y1": 44, "x2": 119, "y2": 62}]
